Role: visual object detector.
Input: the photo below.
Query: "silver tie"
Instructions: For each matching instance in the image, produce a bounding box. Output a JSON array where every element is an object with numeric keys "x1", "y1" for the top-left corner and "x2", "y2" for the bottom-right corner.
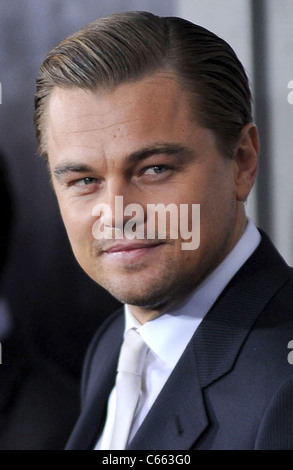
[{"x1": 109, "y1": 328, "x2": 148, "y2": 450}]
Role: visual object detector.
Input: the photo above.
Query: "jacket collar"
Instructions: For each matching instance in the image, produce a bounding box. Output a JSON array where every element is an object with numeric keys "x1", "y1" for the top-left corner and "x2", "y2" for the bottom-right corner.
[{"x1": 194, "y1": 231, "x2": 290, "y2": 388}]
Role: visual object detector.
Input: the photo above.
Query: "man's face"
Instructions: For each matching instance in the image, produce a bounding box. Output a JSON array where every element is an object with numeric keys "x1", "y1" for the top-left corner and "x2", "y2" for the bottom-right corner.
[{"x1": 46, "y1": 72, "x2": 248, "y2": 316}]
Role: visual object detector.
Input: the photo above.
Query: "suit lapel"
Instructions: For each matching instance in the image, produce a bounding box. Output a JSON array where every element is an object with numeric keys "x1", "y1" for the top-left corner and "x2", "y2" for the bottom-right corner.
[{"x1": 195, "y1": 232, "x2": 291, "y2": 388}]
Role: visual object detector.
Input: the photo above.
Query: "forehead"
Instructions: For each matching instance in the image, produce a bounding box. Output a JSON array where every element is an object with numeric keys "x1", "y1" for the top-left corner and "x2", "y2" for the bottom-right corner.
[{"x1": 45, "y1": 72, "x2": 200, "y2": 164}]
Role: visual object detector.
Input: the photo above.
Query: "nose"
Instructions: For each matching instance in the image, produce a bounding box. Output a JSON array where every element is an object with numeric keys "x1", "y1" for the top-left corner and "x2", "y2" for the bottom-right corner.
[{"x1": 92, "y1": 176, "x2": 146, "y2": 236}]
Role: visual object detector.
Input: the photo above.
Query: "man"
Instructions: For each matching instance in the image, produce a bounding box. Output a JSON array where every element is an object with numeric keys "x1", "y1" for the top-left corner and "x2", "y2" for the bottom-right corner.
[{"x1": 34, "y1": 12, "x2": 293, "y2": 450}]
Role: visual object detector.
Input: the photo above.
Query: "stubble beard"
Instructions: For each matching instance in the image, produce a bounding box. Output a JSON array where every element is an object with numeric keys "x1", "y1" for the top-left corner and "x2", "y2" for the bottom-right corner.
[
  {"x1": 89, "y1": 209, "x2": 239, "y2": 312},
  {"x1": 91, "y1": 251, "x2": 215, "y2": 313}
]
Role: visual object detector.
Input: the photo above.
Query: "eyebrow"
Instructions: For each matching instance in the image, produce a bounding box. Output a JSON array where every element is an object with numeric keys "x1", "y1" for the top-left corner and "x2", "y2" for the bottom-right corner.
[
  {"x1": 54, "y1": 163, "x2": 94, "y2": 178},
  {"x1": 53, "y1": 143, "x2": 191, "y2": 179},
  {"x1": 127, "y1": 143, "x2": 191, "y2": 162}
]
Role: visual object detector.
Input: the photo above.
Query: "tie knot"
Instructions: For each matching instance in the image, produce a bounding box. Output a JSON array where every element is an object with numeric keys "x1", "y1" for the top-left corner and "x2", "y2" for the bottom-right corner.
[{"x1": 117, "y1": 328, "x2": 148, "y2": 376}]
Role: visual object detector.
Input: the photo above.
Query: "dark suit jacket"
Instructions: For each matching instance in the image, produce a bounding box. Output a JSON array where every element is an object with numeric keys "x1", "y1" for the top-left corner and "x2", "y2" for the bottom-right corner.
[{"x1": 66, "y1": 232, "x2": 293, "y2": 450}]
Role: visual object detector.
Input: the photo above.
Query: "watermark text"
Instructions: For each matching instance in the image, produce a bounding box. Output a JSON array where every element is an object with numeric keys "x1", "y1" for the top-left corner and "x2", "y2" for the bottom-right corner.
[
  {"x1": 288, "y1": 80, "x2": 293, "y2": 104},
  {"x1": 92, "y1": 196, "x2": 200, "y2": 250},
  {"x1": 288, "y1": 340, "x2": 293, "y2": 364}
]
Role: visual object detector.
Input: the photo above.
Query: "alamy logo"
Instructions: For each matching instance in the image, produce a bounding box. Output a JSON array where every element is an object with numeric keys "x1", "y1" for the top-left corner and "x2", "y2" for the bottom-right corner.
[
  {"x1": 288, "y1": 80, "x2": 293, "y2": 104},
  {"x1": 0, "y1": 82, "x2": 2, "y2": 105},
  {"x1": 288, "y1": 340, "x2": 293, "y2": 364},
  {"x1": 92, "y1": 196, "x2": 200, "y2": 250}
]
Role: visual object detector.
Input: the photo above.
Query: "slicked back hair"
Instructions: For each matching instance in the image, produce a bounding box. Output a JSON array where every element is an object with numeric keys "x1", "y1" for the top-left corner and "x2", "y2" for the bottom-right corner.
[{"x1": 34, "y1": 11, "x2": 252, "y2": 161}]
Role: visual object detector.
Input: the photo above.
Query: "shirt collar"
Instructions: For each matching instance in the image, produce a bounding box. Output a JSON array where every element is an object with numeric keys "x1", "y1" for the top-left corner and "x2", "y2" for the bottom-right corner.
[{"x1": 125, "y1": 219, "x2": 261, "y2": 368}]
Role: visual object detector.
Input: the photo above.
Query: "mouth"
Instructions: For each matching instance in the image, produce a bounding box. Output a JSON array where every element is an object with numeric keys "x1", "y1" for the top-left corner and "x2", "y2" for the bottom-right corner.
[{"x1": 101, "y1": 241, "x2": 165, "y2": 261}]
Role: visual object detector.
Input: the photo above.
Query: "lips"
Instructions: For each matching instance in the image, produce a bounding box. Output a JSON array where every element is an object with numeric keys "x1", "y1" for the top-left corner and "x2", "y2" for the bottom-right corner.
[{"x1": 103, "y1": 241, "x2": 163, "y2": 254}]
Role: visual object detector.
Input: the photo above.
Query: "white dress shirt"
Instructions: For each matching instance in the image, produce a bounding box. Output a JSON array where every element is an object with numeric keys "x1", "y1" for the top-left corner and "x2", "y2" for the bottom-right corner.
[{"x1": 95, "y1": 219, "x2": 261, "y2": 450}]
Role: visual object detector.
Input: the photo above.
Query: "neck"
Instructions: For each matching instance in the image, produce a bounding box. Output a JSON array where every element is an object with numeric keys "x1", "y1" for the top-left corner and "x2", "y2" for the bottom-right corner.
[{"x1": 128, "y1": 211, "x2": 248, "y2": 325}]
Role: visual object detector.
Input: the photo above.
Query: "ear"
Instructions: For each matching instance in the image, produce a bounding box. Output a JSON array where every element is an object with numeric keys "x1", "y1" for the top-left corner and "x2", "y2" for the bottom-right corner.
[{"x1": 234, "y1": 123, "x2": 259, "y2": 201}]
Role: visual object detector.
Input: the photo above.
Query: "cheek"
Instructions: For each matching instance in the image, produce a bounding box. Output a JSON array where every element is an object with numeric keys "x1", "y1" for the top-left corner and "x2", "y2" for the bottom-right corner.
[
  {"x1": 59, "y1": 204, "x2": 93, "y2": 251},
  {"x1": 188, "y1": 176, "x2": 235, "y2": 240}
]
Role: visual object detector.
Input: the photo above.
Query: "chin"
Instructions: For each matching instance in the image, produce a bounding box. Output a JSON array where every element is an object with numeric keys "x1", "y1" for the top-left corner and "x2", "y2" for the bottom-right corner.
[
  {"x1": 100, "y1": 279, "x2": 170, "y2": 309},
  {"x1": 104, "y1": 276, "x2": 196, "y2": 312}
]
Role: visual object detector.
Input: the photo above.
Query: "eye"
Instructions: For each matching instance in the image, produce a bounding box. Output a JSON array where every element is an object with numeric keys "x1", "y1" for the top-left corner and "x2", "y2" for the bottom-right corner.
[
  {"x1": 142, "y1": 165, "x2": 169, "y2": 175},
  {"x1": 67, "y1": 176, "x2": 101, "y2": 195},
  {"x1": 73, "y1": 177, "x2": 99, "y2": 186},
  {"x1": 80, "y1": 177, "x2": 97, "y2": 185}
]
